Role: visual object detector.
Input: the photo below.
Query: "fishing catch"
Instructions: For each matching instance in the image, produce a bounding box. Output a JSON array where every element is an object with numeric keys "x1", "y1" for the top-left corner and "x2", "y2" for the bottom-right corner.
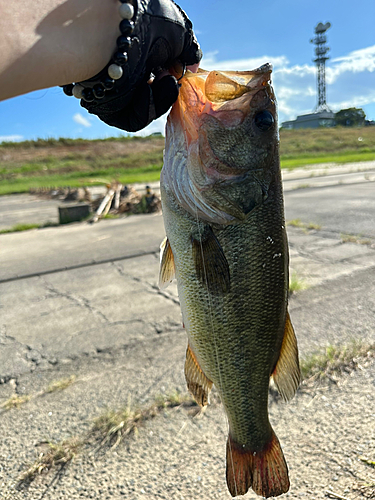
[{"x1": 159, "y1": 64, "x2": 300, "y2": 498}]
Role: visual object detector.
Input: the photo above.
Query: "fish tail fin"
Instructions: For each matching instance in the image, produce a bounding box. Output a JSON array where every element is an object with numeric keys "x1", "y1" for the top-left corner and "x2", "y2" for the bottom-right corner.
[{"x1": 226, "y1": 431, "x2": 290, "y2": 498}]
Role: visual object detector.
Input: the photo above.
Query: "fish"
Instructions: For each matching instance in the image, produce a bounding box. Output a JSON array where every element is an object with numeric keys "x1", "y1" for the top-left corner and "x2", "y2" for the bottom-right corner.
[{"x1": 159, "y1": 64, "x2": 300, "y2": 498}]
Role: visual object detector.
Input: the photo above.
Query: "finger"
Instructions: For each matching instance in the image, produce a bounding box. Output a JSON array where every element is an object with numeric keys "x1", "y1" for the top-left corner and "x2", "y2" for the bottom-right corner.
[
  {"x1": 187, "y1": 63, "x2": 199, "y2": 73},
  {"x1": 151, "y1": 75, "x2": 180, "y2": 118},
  {"x1": 179, "y1": 30, "x2": 203, "y2": 67}
]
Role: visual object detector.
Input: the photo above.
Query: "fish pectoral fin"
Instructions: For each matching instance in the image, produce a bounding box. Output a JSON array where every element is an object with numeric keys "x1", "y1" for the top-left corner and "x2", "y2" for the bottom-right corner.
[
  {"x1": 191, "y1": 226, "x2": 230, "y2": 295},
  {"x1": 158, "y1": 237, "x2": 175, "y2": 290},
  {"x1": 184, "y1": 343, "x2": 213, "y2": 407},
  {"x1": 272, "y1": 311, "x2": 301, "y2": 401}
]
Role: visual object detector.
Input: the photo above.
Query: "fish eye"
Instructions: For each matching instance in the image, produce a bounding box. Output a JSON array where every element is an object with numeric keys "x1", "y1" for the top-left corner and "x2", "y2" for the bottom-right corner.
[{"x1": 254, "y1": 110, "x2": 274, "y2": 131}]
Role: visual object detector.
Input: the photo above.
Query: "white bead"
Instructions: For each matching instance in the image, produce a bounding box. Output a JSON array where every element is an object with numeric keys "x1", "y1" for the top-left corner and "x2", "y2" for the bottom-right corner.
[
  {"x1": 119, "y1": 3, "x2": 134, "y2": 20},
  {"x1": 72, "y1": 84, "x2": 84, "y2": 99},
  {"x1": 108, "y1": 64, "x2": 123, "y2": 80}
]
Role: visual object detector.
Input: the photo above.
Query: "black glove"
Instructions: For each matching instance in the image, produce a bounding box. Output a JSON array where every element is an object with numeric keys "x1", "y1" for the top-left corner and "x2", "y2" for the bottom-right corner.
[{"x1": 80, "y1": 0, "x2": 202, "y2": 132}]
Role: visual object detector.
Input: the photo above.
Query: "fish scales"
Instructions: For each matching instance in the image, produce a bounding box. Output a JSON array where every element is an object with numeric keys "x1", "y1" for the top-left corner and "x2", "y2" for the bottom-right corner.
[{"x1": 160, "y1": 65, "x2": 300, "y2": 498}]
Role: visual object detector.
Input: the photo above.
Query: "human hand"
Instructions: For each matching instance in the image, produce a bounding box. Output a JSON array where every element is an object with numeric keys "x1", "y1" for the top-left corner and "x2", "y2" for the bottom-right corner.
[{"x1": 79, "y1": 0, "x2": 202, "y2": 132}]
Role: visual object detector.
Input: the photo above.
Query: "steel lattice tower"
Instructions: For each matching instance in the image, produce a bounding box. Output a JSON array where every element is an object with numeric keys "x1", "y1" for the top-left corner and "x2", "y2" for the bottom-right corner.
[{"x1": 310, "y1": 22, "x2": 331, "y2": 112}]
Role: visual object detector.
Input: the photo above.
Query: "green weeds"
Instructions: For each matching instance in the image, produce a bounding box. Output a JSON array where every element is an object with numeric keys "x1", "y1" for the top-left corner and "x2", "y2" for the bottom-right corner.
[{"x1": 300, "y1": 341, "x2": 374, "y2": 381}]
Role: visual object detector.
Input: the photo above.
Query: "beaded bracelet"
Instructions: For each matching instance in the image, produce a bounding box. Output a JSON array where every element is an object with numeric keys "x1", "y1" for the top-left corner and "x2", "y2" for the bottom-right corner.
[{"x1": 62, "y1": 0, "x2": 136, "y2": 103}]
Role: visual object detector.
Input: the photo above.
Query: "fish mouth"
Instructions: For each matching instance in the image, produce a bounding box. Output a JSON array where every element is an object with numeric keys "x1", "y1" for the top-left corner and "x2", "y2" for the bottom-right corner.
[
  {"x1": 191, "y1": 63, "x2": 273, "y2": 104},
  {"x1": 163, "y1": 63, "x2": 277, "y2": 226},
  {"x1": 168, "y1": 64, "x2": 274, "y2": 143}
]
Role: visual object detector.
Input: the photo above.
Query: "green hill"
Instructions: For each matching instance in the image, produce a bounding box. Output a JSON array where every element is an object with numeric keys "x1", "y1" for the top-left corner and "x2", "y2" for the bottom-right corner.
[{"x1": 0, "y1": 127, "x2": 374, "y2": 195}]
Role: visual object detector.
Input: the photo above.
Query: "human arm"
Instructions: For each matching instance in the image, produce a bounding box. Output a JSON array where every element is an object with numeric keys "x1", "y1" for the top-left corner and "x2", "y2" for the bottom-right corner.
[
  {"x1": 0, "y1": 0, "x2": 202, "y2": 132},
  {"x1": 0, "y1": 0, "x2": 120, "y2": 101}
]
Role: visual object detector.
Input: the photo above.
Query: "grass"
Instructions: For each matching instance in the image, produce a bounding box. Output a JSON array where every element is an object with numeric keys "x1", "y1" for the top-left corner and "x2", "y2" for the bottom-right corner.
[
  {"x1": 280, "y1": 150, "x2": 375, "y2": 169},
  {"x1": 1, "y1": 376, "x2": 77, "y2": 414},
  {"x1": 16, "y1": 338, "x2": 374, "y2": 486},
  {"x1": 0, "y1": 221, "x2": 58, "y2": 234},
  {"x1": 17, "y1": 390, "x2": 196, "y2": 487},
  {"x1": 359, "y1": 457, "x2": 375, "y2": 468},
  {"x1": 287, "y1": 219, "x2": 322, "y2": 231},
  {"x1": 341, "y1": 233, "x2": 372, "y2": 245},
  {"x1": 289, "y1": 271, "x2": 308, "y2": 295},
  {"x1": 0, "y1": 163, "x2": 163, "y2": 196},
  {"x1": 0, "y1": 127, "x2": 374, "y2": 195},
  {"x1": 46, "y1": 375, "x2": 76, "y2": 394},
  {"x1": 17, "y1": 438, "x2": 83, "y2": 486},
  {"x1": 0, "y1": 394, "x2": 32, "y2": 410},
  {"x1": 300, "y1": 341, "x2": 375, "y2": 381},
  {"x1": 92, "y1": 390, "x2": 196, "y2": 449}
]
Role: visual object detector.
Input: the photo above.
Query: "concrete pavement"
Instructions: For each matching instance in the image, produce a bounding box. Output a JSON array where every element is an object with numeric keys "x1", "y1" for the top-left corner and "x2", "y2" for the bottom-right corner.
[
  {"x1": 1, "y1": 162, "x2": 375, "y2": 499},
  {"x1": 1, "y1": 200, "x2": 375, "y2": 381}
]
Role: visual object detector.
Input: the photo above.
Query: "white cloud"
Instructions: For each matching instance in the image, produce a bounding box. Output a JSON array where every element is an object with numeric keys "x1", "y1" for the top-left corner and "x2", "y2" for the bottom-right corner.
[
  {"x1": 73, "y1": 113, "x2": 92, "y2": 128},
  {"x1": 0, "y1": 134, "x2": 23, "y2": 143},
  {"x1": 199, "y1": 45, "x2": 375, "y2": 123},
  {"x1": 133, "y1": 115, "x2": 167, "y2": 137},
  {"x1": 201, "y1": 52, "x2": 289, "y2": 71}
]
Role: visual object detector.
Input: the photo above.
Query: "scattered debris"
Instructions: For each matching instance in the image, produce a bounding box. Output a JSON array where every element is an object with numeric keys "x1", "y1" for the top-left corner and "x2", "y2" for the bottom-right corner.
[{"x1": 31, "y1": 182, "x2": 161, "y2": 224}]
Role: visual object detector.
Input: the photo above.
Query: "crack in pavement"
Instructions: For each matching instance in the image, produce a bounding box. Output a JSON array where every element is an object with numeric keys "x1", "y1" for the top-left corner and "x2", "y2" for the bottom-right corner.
[
  {"x1": 0, "y1": 325, "x2": 17, "y2": 345},
  {"x1": 40, "y1": 277, "x2": 110, "y2": 324},
  {"x1": 112, "y1": 262, "x2": 180, "y2": 306}
]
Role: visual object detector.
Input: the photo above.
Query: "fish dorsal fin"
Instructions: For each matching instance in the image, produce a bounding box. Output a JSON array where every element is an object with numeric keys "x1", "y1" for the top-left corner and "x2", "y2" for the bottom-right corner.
[
  {"x1": 191, "y1": 226, "x2": 230, "y2": 295},
  {"x1": 158, "y1": 237, "x2": 175, "y2": 289},
  {"x1": 272, "y1": 312, "x2": 301, "y2": 401},
  {"x1": 185, "y1": 343, "x2": 213, "y2": 406}
]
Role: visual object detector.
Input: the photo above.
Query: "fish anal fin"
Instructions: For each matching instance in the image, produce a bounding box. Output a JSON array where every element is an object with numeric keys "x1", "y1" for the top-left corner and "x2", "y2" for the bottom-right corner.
[
  {"x1": 272, "y1": 311, "x2": 301, "y2": 401},
  {"x1": 158, "y1": 237, "x2": 175, "y2": 290},
  {"x1": 191, "y1": 226, "x2": 230, "y2": 295},
  {"x1": 184, "y1": 343, "x2": 213, "y2": 407},
  {"x1": 226, "y1": 431, "x2": 290, "y2": 498}
]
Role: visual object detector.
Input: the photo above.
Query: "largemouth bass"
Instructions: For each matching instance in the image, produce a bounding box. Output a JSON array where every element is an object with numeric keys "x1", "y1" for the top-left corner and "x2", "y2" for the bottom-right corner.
[{"x1": 159, "y1": 65, "x2": 300, "y2": 498}]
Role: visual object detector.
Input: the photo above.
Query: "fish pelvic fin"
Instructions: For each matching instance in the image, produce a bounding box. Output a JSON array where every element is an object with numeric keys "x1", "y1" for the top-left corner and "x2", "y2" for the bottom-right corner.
[
  {"x1": 272, "y1": 311, "x2": 301, "y2": 401},
  {"x1": 226, "y1": 431, "x2": 290, "y2": 498},
  {"x1": 158, "y1": 237, "x2": 175, "y2": 290},
  {"x1": 191, "y1": 226, "x2": 230, "y2": 295},
  {"x1": 184, "y1": 343, "x2": 213, "y2": 406}
]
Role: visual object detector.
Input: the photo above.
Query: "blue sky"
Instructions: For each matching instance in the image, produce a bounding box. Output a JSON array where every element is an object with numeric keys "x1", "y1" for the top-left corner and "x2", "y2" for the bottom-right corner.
[{"x1": 1, "y1": 0, "x2": 375, "y2": 142}]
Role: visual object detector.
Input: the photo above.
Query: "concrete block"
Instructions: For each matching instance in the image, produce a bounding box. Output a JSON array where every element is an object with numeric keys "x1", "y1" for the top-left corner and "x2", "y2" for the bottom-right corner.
[{"x1": 58, "y1": 203, "x2": 91, "y2": 224}]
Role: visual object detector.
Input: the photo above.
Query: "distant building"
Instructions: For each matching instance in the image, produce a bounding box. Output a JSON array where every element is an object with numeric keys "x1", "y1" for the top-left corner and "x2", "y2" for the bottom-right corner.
[
  {"x1": 282, "y1": 110, "x2": 335, "y2": 129},
  {"x1": 282, "y1": 22, "x2": 334, "y2": 130}
]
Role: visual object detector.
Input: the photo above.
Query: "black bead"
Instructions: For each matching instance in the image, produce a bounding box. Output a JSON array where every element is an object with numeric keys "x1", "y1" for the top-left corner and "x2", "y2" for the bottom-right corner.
[
  {"x1": 113, "y1": 51, "x2": 128, "y2": 66},
  {"x1": 254, "y1": 110, "x2": 274, "y2": 131},
  {"x1": 102, "y1": 77, "x2": 115, "y2": 90},
  {"x1": 120, "y1": 19, "x2": 134, "y2": 36},
  {"x1": 81, "y1": 88, "x2": 95, "y2": 102},
  {"x1": 93, "y1": 84, "x2": 106, "y2": 99},
  {"x1": 62, "y1": 84, "x2": 74, "y2": 96},
  {"x1": 117, "y1": 35, "x2": 132, "y2": 51}
]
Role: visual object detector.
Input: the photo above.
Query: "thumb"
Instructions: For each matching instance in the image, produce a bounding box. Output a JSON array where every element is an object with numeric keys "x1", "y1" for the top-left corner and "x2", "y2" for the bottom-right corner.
[{"x1": 151, "y1": 75, "x2": 180, "y2": 119}]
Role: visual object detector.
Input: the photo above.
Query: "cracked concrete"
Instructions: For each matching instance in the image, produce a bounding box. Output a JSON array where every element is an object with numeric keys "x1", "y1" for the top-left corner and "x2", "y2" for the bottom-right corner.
[
  {"x1": 0, "y1": 252, "x2": 183, "y2": 380},
  {"x1": 0, "y1": 167, "x2": 375, "y2": 499},
  {"x1": 1, "y1": 221, "x2": 374, "y2": 382}
]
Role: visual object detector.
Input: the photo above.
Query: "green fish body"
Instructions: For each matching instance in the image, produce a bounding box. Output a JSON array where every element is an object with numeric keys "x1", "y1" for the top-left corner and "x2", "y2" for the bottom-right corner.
[{"x1": 159, "y1": 66, "x2": 300, "y2": 498}]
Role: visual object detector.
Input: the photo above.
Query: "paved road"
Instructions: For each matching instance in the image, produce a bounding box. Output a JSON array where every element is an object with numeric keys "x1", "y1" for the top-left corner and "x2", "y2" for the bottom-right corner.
[
  {"x1": 1, "y1": 164, "x2": 375, "y2": 281},
  {"x1": 1, "y1": 164, "x2": 375, "y2": 379},
  {"x1": 1, "y1": 164, "x2": 375, "y2": 499}
]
